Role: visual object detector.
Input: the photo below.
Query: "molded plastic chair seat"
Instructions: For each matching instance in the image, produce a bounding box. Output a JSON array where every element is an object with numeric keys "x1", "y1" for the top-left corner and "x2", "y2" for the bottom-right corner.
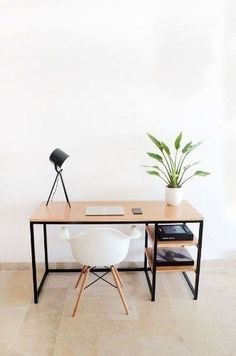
[{"x1": 59, "y1": 225, "x2": 141, "y2": 317}]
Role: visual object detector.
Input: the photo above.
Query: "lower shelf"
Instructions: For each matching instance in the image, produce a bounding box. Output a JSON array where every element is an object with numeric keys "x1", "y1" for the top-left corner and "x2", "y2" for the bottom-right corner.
[{"x1": 145, "y1": 248, "x2": 196, "y2": 273}]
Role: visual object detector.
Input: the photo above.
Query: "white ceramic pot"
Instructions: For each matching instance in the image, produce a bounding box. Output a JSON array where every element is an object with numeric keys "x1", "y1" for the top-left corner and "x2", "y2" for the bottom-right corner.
[{"x1": 165, "y1": 187, "x2": 183, "y2": 206}]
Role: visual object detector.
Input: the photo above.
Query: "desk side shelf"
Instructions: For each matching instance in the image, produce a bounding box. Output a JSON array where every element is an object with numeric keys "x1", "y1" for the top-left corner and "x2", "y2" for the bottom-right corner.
[
  {"x1": 145, "y1": 225, "x2": 197, "y2": 273},
  {"x1": 145, "y1": 247, "x2": 196, "y2": 273},
  {"x1": 146, "y1": 225, "x2": 198, "y2": 248},
  {"x1": 144, "y1": 220, "x2": 203, "y2": 301}
]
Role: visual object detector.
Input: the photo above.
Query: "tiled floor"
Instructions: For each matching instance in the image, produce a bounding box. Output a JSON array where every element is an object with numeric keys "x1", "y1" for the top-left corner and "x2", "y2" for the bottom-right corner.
[{"x1": 0, "y1": 263, "x2": 235, "y2": 355}]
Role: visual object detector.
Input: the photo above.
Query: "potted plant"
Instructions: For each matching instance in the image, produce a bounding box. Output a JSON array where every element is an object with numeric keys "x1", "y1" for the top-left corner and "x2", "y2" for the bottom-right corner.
[{"x1": 143, "y1": 132, "x2": 210, "y2": 205}]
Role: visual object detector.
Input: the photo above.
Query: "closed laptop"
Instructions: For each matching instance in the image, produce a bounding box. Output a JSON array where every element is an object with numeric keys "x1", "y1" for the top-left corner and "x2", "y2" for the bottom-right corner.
[{"x1": 85, "y1": 206, "x2": 124, "y2": 216}]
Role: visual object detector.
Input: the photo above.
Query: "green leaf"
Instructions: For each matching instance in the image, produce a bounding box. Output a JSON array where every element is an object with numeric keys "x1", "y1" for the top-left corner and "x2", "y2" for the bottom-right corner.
[
  {"x1": 174, "y1": 132, "x2": 182, "y2": 150},
  {"x1": 147, "y1": 133, "x2": 163, "y2": 151},
  {"x1": 188, "y1": 141, "x2": 202, "y2": 153},
  {"x1": 146, "y1": 170, "x2": 160, "y2": 177},
  {"x1": 193, "y1": 171, "x2": 210, "y2": 177},
  {"x1": 141, "y1": 165, "x2": 159, "y2": 169},
  {"x1": 161, "y1": 142, "x2": 171, "y2": 155},
  {"x1": 183, "y1": 161, "x2": 200, "y2": 171},
  {"x1": 147, "y1": 152, "x2": 163, "y2": 162},
  {"x1": 182, "y1": 141, "x2": 192, "y2": 153}
]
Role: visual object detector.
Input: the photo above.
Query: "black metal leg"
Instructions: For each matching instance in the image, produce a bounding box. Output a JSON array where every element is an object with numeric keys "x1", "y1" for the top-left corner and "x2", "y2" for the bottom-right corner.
[
  {"x1": 151, "y1": 223, "x2": 158, "y2": 301},
  {"x1": 43, "y1": 224, "x2": 49, "y2": 272},
  {"x1": 30, "y1": 222, "x2": 38, "y2": 303},
  {"x1": 182, "y1": 272, "x2": 195, "y2": 296},
  {"x1": 151, "y1": 269, "x2": 156, "y2": 301},
  {"x1": 59, "y1": 172, "x2": 71, "y2": 208},
  {"x1": 144, "y1": 223, "x2": 148, "y2": 270},
  {"x1": 194, "y1": 220, "x2": 204, "y2": 299},
  {"x1": 46, "y1": 172, "x2": 60, "y2": 206},
  {"x1": 144, "y1": 223, "x2": 154, "y2": 297},
  {"x1": 144, "y1": 223, "x2": 158, "y2": 301}
]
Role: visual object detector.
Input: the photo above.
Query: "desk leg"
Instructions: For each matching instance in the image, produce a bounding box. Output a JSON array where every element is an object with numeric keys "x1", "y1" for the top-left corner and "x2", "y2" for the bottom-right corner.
[
  {"x1": 144, "y1": 223, "x2": 148, "y2": 270},
  {"x1": 194, "y1": 220, "x2": 203, "y2": 300},
  {"x1": 151, "y1": 223, "x2": 158, "y2": 301},
  {"x1": 30, "y1": 222, "x2": 38, "y2": 304},
  {"x1": 43, "y1": 224, "x2": 49, "y2": 272}
]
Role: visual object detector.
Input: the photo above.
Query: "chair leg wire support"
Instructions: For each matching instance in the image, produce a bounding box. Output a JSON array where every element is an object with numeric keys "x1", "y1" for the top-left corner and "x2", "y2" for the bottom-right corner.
[{"x1": 72, "y1": 265, "x2": 129, "y2": 317}]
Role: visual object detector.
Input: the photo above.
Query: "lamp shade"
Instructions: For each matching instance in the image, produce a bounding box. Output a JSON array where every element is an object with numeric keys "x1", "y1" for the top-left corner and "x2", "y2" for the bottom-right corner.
[{"x1": 49, "y1": 148, "x2": 69, "y2": 168}]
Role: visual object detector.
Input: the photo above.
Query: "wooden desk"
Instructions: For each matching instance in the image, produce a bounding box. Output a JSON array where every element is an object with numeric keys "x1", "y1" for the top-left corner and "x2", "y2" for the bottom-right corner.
[{"x1": 30, "y1": 200, "x2": 203, "y2": 303}]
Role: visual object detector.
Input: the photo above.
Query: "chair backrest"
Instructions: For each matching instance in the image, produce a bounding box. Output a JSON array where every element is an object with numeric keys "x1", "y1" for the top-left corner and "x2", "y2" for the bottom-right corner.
[{"x1": 69, "y1": 228, "x2": 131, "y2": 266}]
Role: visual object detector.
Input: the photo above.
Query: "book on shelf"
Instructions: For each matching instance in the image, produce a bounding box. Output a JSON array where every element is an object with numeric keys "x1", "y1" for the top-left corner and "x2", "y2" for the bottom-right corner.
[
  {"x1": 154, "y1": 247, "x2": 194, "y2": 266},
  {"x1": 158, "y1": 224, "x2": 193, "y2": 241}
]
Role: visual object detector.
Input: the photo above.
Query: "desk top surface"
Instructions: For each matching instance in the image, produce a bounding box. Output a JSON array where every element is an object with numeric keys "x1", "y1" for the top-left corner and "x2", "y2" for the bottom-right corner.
[{"x1": 30, "y1": 200, "x2": 203, "y2": 223}]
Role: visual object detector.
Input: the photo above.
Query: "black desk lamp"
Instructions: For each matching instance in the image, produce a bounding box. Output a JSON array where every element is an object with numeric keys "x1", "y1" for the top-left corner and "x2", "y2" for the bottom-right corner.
[{"x1": 46, "y1": 148, "x2": 71, "y2": 207}]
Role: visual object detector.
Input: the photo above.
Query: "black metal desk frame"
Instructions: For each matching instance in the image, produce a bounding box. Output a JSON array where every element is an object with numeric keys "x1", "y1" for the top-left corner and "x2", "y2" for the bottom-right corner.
[{"x1": 30, "y1": 214, "x2": 203, "y2": 304}]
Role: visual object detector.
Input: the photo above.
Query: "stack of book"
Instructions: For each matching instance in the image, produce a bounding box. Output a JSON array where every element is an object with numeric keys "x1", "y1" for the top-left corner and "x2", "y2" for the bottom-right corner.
[
  {"x1": 155, "y1": 247, "x2": 194, "y2": 266},
  {"x1": 158, "y1": 224, "x2": 194, "y2": 241}
]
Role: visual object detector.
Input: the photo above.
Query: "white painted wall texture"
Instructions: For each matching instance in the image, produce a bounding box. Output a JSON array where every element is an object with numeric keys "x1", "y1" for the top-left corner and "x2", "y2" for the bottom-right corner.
[{"x1": 0, "y1": 0, "x2": 235, "y2": 262}]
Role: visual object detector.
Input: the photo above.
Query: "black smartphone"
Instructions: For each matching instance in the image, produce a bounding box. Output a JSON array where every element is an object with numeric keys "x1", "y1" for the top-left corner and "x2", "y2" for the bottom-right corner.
[{"x1": 132, "y1": 208, "x2": 142, "y2": 215}]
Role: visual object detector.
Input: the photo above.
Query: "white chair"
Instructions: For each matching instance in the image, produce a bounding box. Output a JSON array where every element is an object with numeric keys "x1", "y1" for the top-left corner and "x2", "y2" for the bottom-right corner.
[{"x1": 59, "y1": 225, "x2": 141, "y2": 317}]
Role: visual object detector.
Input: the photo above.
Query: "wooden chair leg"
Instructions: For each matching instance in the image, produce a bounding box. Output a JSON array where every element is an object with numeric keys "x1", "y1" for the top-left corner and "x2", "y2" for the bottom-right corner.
[
  {"x1": 113, "y1": 266, "x2": 124, "y2": 287},
  {"x1": 75, "y1": 265, "x2": 86, "y2": 289},
  {"x1": 72, "y1": 266, "x2": 90, "y2": 317},
  {"x1": 111, "y1": 266, "x2": 129, "y2": 315}
]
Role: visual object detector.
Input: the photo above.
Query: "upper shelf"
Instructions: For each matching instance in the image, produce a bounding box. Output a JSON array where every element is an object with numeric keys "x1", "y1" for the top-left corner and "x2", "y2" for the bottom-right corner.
[{"x1": 146, "y1": 225, "x2": 198, "y2": 248}]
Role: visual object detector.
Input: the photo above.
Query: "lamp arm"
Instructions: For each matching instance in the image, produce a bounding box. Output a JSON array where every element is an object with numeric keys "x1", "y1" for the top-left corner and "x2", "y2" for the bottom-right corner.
[{"x1": 55, "y1": 164, "x2": 63, "y2": 173}]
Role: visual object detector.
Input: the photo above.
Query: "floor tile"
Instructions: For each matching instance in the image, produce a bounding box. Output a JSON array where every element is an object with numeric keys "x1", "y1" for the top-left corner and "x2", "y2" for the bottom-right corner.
[{"x1": 0, "y1": 264, "x2": 236, "y2": 355}]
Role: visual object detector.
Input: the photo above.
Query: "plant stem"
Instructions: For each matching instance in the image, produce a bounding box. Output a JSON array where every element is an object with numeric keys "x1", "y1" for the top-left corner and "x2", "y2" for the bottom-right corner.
[
  {"x1": 177, "y1": 169, "x2": 187, "y2": 186},
  {"x1": 156, "y1": 166, "x2": 171, "y2": 184},
  {"x1": 180, "y1": 174, "x2": 195, "y2": 186},
  {"x1": 161, "y1": 150, "x2": 172, "y2": 177},
  {"x1": 177, "y1": 151, "x2": 189, "y2": 175},
  {"x1": 159, "y1": 176, "x2": 169, "y2": 185}
]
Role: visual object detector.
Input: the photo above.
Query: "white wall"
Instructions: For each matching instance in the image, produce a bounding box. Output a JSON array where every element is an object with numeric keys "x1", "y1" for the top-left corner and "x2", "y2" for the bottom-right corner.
[{"x1": 0, "y1": 0, "x2": 235, "y2": 262}]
